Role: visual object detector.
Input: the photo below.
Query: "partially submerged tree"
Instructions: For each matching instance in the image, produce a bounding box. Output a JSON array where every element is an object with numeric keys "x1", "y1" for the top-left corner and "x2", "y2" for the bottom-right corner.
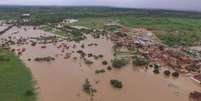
[
  {"x1": 164, "y1": 70, "x2": 171, "y2": 76},
  {"x1": 102, "y1": 60, "x2": 108, "y2": 65},
  {"x1": 84, "y1": 59, "x2": 94, "y2": 65},
  {"x1": 34, "y1": 56, "x2": 55, "y2": 62},
  {"x1": 83, "y1": 79, "x2": 96, "y2": 96},
  {"x1": 95, "y1": 69, "x2": 105, "y2": 74},
  {"x1": 112, "y1": 58, "x2": 129, "y2": 69},
  {"x1": 132, "y1": 56, "x2": 149, "y2": 66},
  {"x1": 110, "y1": 79, "x2": 123, "y2": 89},
  {"x1": 153, "y1": 69, "x2": 160, "y2": 74},
  {"x1": 107, "y1": 66, "x2": 112, "y2": 70},
  {"x1": 172, "y1": 72, "x2": 179, "y2": 78},
  {"x1": 25, "y1": 89, "x2": 35, "y2": 96}
]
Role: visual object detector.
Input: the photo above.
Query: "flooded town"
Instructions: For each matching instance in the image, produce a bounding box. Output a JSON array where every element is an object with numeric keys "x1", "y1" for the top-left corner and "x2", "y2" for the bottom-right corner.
[{"x1": 1, "y1": 4, "x2": 201, "y2": 101}]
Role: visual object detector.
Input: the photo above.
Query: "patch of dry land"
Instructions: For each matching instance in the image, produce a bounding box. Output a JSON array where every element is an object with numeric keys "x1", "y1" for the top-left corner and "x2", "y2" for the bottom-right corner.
[{"x1": 1, "y1": 23, "x2": 201, "y2": 101}]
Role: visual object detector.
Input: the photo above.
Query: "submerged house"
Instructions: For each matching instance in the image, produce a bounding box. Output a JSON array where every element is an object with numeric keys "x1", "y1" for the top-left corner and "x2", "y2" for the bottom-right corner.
[
  {"x1": 63, "y1": 19, "x2": 78, "y2": 24},
  {"x1": 21, "y1": 13, "x2": 31, "y2": 22},
  {"x1": 191, "y1": 74, "x2": 201, "y2": 84},
  {"x1": 21, "y1": 13, "x2": 31, "y2": 17}
]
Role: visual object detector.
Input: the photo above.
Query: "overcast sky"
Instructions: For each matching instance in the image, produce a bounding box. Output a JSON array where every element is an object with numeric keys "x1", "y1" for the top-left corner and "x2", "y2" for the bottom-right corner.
[{"x1": 1, "y1": 0, "x2": 201, "y2": 11}]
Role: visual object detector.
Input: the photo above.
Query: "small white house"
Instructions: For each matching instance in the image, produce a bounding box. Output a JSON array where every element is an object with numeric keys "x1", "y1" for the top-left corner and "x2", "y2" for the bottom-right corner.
[
  {"x1": 63, "y1": 19, "x2": 78, "y2": 24},
  {"x1": 21, "y1": 13, "x2": 31, "y2": 22},
  {"x1": 21, "y1": 13, "x2": 31, "y2": 17}
]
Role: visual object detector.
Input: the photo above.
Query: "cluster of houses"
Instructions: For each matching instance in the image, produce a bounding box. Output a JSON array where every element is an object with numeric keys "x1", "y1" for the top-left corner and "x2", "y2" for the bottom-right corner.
[
  {"x1": 110, "y1": 27, "x2": 159, "y2": 48},
  {"x1": 108, "y1": 25, "x2": 201, "y2": 84}
]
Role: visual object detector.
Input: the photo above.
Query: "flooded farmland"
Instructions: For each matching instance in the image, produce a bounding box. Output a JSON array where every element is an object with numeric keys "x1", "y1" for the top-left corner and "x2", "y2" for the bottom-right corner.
[{"x1": 0, "y1": 26, "x2": 201, "y2": 101}]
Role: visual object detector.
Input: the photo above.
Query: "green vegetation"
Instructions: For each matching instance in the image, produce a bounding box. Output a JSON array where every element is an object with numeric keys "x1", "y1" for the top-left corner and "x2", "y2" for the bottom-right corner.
[
  {"x1": 172, "y1": 72, "x2": 180, "y2": 78},
  {"x1": 102, "y1": 60, "x2": 108, "y2": 65},
  {"x1": 40, "y1": 25, "x2": 53, "y2": 32},
  {"x1": 164, "y1": 70, "x2": 171, "y2": 76},
  {"x1": 41, "y1": 25, "x2": 66, "y2": 36},
  {"x1": 153, "y1": 64, "x2": 160, "y2": 74},
  {"x1": 110, "y1": 80, "x2": 123, "y2": 89},
  {"x1": 34, "y1": 56, "x2": 55, "y2": 62},
  {"x1": 156, "y1": 31, "x2": 201, "y2": 47},
  {"x1": 41, "y1": 24, "x2": 85, "y2": 41},
  {"x1": 1, "y1": 6, "x2": 201, "y2": 46},
  {"x1": 95, "y1": 69, "x2": 105, "y2": 74},
  {"x1": 0, "y1": 49, "x2": 36, "y2": 101},
  {"x1": 107, "y1": 66, "x2": 112, "y2": 70},
  {"x1": 132, "y1": 56, "x2": 149, "y2": 66},
  {"x1": 84, "y1": 59, "x2": 94, "y2": 65},
  {"x1": 70, "y1": 17, "x2": 109, "y2": 29},
  {"x1": 83, "y1": 79, "x2": 96, "y2": 96},
  {"x1": 70, "y1": 30, "x2": 85, "y2": 41},
  {"x1": 55, "y1": 30, "x2": 66, "y2": 36},
  {"x1": 184, "y1": 49, "x2": 200, "y2": 58},
  {"x1": 112, "y1": 58, "x2": 129, "y2": 69},
  {"x1": 119, "y1": 16, "x2": 201, "y2": 47},
  {"x1": 153, "y1": 69, "x2": 160, "y2": 74},
  {"x1": 154, "y1": 64, "x2": 161, "y2": 70}
]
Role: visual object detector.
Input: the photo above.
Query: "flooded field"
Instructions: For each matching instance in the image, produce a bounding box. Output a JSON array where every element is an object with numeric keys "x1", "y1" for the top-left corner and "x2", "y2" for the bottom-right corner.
[{"x1": 1, "y1": 26, "x2": 201, "y2": 101}]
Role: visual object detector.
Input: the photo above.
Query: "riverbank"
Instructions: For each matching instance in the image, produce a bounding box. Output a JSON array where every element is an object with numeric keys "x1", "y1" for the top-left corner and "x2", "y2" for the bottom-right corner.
[{"x1": 0, "y1": 49, "x2": 36, "y2": 101}]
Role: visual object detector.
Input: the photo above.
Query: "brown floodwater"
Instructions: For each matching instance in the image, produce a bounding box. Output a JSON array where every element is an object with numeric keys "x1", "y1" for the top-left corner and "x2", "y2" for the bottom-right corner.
[{"x1": 1, "y1": 26, "x2": 201, "y2": 101}]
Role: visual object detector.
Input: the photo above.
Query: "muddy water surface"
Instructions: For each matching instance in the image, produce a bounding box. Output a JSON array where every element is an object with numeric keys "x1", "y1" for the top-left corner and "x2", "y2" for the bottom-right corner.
[{"x1": 1, "y1": 26, "x2": 201, "y2": 101}]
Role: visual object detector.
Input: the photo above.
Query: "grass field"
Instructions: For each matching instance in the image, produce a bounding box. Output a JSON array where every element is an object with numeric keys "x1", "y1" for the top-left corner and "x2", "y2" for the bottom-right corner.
[
  {"x1": 0, "y1": 49, "x2": 36, "y2": 101},
  {"x1": 70, "y1": 17, "x2": 113, "y2": 29},
  {"x1": 119, "y1": 16, "x2": 201, "y2": 47}
]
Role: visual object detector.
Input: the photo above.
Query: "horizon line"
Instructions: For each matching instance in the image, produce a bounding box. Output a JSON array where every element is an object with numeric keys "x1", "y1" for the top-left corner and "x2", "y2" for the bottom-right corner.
[{"x1": 0, "y1": 4, "x2": 201, "y2": 13}]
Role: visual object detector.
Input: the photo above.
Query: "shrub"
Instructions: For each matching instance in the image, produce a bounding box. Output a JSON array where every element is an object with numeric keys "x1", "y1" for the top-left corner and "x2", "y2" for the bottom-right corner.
[
  {"x1": 154, "y1": 64, "x2": 160, "y2": 70},
  {"x1": 93, "y1": 55, "x2": 99, "y2": 60},
  {"x1": 149, "y1": 64, "x2": 153, "y2": 68},
  {"x1": 98, "y1": 54, "x2": 103, "y2": 58},
  {"x1": 164, "y1": 70, "x2": 171, "y2": 76},
  {"x1": 132, "y1": 56, "x2": 149, "y2": 66},
  {"x1": 27, "y1": 58, "x2": 31, "y2": 61},
  {"x1": 34, "y1": 56, "x2": 55, "y2": 62},
  {"x1": 153, "y1": 69, "x2": 160, "y2": 74},
  {"x1": 172, "y1": 72, "x2": 179, "y2": 78},
  {"x1": 85, "y1": 60, "x2": 94, "y2": 65},
  {"x1": 25, "y1": 90, "x2": 34, "y2": 96},
  {"x1": 88, "y1": 53, "x2": 93, "y2": 57},
  {"x1": 73, "y1": 57, "x2": 77, "y2": 60},
  {"x1": 110, "y1": 80, "x2": 123, "y2": 88},
  {"x1": 83, "y1": 79, "x2": 96, "y2": 96},
  {"x1": 95, "y1": 69, "x2": 105, "y2": 74},
  {"x1": 107, "y1": 66, "x2": 112, "y2": 70},
  {"x1": 112, "y1": 58, "x2": 129, "y2": 69},
  {"x1": 81, "y1": 44, "x2": 85, "y2": 48},
  {"x1": 0, "y1": 55, "x2": 10, "y2": 62},
  {"x1": 102, "y1": 60, "x2": 108, "y2": 65}
]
